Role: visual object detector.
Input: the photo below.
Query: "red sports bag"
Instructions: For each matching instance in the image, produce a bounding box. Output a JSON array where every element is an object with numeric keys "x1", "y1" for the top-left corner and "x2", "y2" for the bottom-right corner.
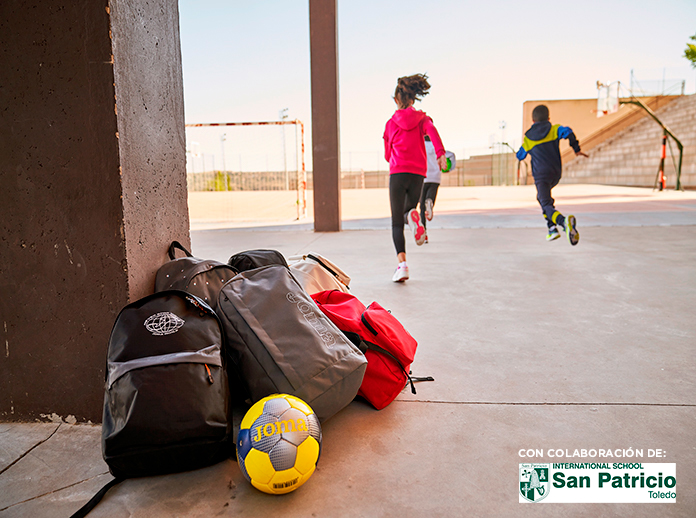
[{"x1": 311, "y1": 290, "x2": 432, "y2": 410}]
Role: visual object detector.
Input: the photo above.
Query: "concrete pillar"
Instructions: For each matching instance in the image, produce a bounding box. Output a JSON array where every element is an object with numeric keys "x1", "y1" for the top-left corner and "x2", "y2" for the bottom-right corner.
[
  {"x1": 0, "y1": 0, "x2": 190, "y2": 422},
  {"x1": 309, "y1": 0, "x2": 341, "y2": 232}
]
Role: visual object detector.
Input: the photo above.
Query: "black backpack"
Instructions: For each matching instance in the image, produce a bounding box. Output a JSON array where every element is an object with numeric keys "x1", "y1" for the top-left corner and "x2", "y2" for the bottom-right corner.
[
  {"x1": 155, "y1": 241, "x2": 250, "y2": 401},
  {"x1": 228, "y1": 248, "x2": 288, "y2": 272},
  {"x1": 71, "y1": 290, "x2": 232, "y2": 517},
  {"x1": 155, "y1": 241, "x2": 238, "y2": 311}
]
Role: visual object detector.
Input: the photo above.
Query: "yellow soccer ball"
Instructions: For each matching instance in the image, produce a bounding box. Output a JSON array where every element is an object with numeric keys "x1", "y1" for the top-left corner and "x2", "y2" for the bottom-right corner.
[{"x1": 236, "y1": 394, "x2": 322, "y2": 495}]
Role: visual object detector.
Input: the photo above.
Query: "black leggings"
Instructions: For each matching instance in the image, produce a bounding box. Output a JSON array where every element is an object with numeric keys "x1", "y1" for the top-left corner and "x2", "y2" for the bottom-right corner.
[
  {"x1": 389, "y1": 173, "x2": 424, "y2": 255},
  {"x1": 419, "y1": 182, "x2": 439, "y2": 229}
]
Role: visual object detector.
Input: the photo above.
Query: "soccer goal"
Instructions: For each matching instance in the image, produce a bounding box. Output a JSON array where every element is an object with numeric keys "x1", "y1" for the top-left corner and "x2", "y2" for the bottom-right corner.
[{"x1": 185, "y1": 120, "x2": 307, "y2": 221}]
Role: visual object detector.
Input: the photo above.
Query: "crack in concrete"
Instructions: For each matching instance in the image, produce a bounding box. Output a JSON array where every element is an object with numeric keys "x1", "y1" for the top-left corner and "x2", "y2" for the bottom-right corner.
[
  {"x1": 0, "y1": 423, "x2": 62, "y2": 476},
  {"x1": 0, "y1": 400, "x2": 690, "y2": 511},
  {"x1": 293, "y1": 232, "x2": 326, "y2": 256},
  {"x1": 0, "y1": 470, "x2": 111, "y2": 512},
  {"x1": 398, "y1": 400, "x2": 696, "y2": 406}
]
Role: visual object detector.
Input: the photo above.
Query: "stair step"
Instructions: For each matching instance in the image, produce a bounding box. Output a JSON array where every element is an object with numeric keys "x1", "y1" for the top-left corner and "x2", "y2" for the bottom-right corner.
[{"x1": 564, "y1": 95, "x2": 695, "y2": 186}]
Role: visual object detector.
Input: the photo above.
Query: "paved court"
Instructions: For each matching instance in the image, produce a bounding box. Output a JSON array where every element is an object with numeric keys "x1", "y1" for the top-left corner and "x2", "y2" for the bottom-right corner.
[
  {"x1": 188, "y1": 184, "x2": 696, "y2": 230},
  {"x1": 1, "y1": 185, "x2": 694, "y2": 517}
]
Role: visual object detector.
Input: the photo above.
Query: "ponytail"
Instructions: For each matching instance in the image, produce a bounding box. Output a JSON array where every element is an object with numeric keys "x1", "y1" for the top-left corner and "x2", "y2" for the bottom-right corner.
[{"x1": 394, "y1": 73, "x2": 431, "y2": 108}]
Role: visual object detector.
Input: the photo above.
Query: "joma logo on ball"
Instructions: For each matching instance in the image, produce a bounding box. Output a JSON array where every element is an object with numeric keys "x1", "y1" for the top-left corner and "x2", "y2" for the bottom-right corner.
[{"x1": 253, "y1": 418, "x2": 309, "y2": 442}]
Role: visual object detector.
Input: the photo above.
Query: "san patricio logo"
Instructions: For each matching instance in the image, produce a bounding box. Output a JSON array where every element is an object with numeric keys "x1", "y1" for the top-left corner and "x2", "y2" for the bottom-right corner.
[{"x1": 520, "y1": 463, "x2": 551, "y2": 502}]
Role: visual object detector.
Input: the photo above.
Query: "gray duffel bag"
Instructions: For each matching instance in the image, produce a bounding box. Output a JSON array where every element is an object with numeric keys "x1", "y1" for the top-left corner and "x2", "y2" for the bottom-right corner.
[{"x1": 218, "y1": 264, "x2": 367, "y2": 422}]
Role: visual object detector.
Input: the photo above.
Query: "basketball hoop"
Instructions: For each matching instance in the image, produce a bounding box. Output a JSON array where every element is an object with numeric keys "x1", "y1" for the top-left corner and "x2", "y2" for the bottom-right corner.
[{"x1": 596, "y1": 81, "x2": 620, "y2": 118}]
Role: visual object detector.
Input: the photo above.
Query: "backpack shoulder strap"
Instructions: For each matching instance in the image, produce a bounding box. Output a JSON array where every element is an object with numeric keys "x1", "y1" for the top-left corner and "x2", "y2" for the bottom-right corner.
[{"x1": 69, "y1": 477, "x2": 122, "y2": 518}]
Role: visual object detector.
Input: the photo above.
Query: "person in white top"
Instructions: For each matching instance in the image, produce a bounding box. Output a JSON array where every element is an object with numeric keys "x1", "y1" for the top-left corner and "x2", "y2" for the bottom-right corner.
[{"x1": 419, "y1": 135, "x2": 455, "y2": 243}]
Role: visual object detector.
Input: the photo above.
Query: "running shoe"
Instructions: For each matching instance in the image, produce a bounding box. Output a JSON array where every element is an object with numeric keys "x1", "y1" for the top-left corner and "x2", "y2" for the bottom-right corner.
[
  {"x1": 392, "y1": 265, "x2": 409, "y2": 282},
  {"x1": 407, "y1": 208, "x2": 426, "y2": 246},
  {"x1": 424, "y1": 229, "x2": 429, "y2": 244},
  {"x1": 546, "y1": 227, "x2": 561, "y2": 241},
  {"x1": 425, "y1": 198, "x2": 434, "y2": 221},
  {"x1": 565, "y1": 215, "x2": 579, "y2": 246}
]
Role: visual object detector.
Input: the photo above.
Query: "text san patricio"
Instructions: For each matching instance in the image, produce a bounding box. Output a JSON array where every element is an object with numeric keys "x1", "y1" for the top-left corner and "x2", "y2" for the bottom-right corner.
[{"x1": 553, "y1": 471, "x2": 676, "y2": 489}]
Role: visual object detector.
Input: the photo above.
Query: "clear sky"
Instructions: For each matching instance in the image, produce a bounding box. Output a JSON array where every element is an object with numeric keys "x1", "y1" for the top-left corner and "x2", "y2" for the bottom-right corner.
[{"x1": 178, "y1": 0, "x2": 696, "y2": 173}]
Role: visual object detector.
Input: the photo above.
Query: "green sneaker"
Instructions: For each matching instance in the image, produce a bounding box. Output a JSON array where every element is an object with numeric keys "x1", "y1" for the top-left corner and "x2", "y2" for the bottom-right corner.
[
  {"x1": 546, "y1": 227, "x2": 561, "y2": 241},
  {"x1": 565, "y1": 215, "x2": 579, "y2": 246}
]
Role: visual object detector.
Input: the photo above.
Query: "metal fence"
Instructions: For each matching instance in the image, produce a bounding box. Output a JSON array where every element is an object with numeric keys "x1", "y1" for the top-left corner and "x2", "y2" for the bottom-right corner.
[
  {"x1": 187, "y1": 171, "x2": 301, "y2": 192},
  {"x1": 187, "y1": 152, "x2": 519, "y2": 192}
]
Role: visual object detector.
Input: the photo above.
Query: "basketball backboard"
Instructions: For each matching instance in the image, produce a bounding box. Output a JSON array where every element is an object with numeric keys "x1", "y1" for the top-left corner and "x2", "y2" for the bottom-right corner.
[{"x1": 596, "y1": 81, "x2": 620, "y2": 117}]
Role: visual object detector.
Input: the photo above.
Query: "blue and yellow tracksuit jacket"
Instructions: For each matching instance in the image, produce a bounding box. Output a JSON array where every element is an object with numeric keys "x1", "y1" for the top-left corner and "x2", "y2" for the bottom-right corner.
[{"x1": 516, "y1": 121, "x2": 581, "y2": 180}]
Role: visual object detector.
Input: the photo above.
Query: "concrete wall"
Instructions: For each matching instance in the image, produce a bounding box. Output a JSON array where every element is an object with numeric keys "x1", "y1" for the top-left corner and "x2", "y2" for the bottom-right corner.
[
  {"x1": 111, "y1": 1, "x2": 191, "y2": 298},
  {"x1": 0, "y1": 0, "x2": 190, "y2": 423}
]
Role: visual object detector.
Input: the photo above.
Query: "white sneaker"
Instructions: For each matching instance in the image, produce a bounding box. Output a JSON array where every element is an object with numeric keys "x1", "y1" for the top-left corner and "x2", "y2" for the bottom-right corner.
[
  {"x1": 407, "y1": 209, "x2": 426, "y2": 246},
  {"x1": 392, "y1": 265, "x2": 409, "y2": 282},
  {"x1": 425, "y1": 198, "x2": 434, "y2": 221}
]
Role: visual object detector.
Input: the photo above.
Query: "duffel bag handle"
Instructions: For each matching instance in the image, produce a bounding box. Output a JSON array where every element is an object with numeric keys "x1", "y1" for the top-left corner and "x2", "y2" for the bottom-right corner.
[
  {"x1": 306, "y1": 253, "x2": 350, "y2": 288},
  {"x1": 168, "y1": 241, "x2": 194, "y2": 260}
]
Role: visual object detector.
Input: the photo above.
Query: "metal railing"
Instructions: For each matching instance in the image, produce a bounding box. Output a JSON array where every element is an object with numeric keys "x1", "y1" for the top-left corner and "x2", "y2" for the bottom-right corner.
[
  {"x1": 620, "y1": 97, "x2": 684, "y2": 190},
  {"x1": 560, "y1": 95, "x2": 681, "y2": 166}
]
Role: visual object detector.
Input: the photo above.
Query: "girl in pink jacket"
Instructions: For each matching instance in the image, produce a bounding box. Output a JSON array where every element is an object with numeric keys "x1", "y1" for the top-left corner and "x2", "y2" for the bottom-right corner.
[{"x1": 383, "y1": 74, "x2": 447, "y2": 282}]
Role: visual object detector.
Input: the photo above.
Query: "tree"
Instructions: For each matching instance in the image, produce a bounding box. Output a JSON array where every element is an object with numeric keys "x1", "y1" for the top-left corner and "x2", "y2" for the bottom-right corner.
[{"x1": 685, "y1": 33, "x2": 696, "y2": 68}]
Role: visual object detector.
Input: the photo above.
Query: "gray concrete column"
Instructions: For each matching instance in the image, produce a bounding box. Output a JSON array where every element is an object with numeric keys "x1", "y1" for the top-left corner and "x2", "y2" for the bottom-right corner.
[
  {"x1": 309, "y1": 0, "x2": 341, "y2": 232},
  {"x1": 0, "y1": 0, "x2": 190, "y2": 422}
]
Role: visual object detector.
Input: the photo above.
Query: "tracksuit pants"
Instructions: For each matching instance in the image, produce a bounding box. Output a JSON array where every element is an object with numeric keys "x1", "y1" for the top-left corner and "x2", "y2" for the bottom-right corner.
[{"x1": 534, "y1": 175, "x2": 565, "y2": 230}]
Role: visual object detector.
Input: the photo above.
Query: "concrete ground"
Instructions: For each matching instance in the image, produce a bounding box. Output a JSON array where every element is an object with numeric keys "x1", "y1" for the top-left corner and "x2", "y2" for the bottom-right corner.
[{"x1": 1, "y1": 185, "x2": 695, "y2": 517}]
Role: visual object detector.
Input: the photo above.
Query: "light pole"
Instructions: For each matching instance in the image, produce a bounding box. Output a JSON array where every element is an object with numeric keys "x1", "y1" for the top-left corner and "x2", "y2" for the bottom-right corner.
[
  {"x1": 220, "y1": 133, "x2": 227, "y2": 191},
  {"x1": 186, "y1": 141, "x2": 200, "y2": 174},
  {"x1": 280, "y1": 108, "x2": 289, "y2": 190},
  {"x1": 499, "y1": 141, "x2": 526, "y2": 185},
  {"x1": 220, "y1": 133, "x2": 227, "y2": 172},
  {"x1": 498, "y1": 121, "x2": 507, "y2": 184}
]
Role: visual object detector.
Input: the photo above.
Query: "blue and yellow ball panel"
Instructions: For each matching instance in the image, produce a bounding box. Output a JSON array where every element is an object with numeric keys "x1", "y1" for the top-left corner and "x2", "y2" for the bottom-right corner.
[
  {"x1": 237, "y1": 428, "x2": 253, "y2": 460},
  {"x1": 294, "y1": 437, "x2": 320, "y2": 475},
  {"x1": 244, "y1": 449, "x2": 275, "y2": 485}
]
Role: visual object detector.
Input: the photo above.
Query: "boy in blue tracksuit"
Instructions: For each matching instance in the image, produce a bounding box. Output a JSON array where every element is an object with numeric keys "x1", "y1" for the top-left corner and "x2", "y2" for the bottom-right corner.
[{"x1": 516, "y1": 105, "x2": 588, "y2": 245}]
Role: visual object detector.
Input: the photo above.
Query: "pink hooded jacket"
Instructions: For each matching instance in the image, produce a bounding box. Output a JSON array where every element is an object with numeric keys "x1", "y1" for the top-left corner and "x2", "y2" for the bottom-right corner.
[{"x1": 383, "y1": 106, "x2": 445, "y2": 176}]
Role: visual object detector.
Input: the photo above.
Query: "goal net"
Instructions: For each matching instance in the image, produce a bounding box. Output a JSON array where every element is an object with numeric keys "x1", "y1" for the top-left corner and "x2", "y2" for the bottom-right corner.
[{"x1": 185, "y1": 120, "x2": 307, "y2": 223}]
